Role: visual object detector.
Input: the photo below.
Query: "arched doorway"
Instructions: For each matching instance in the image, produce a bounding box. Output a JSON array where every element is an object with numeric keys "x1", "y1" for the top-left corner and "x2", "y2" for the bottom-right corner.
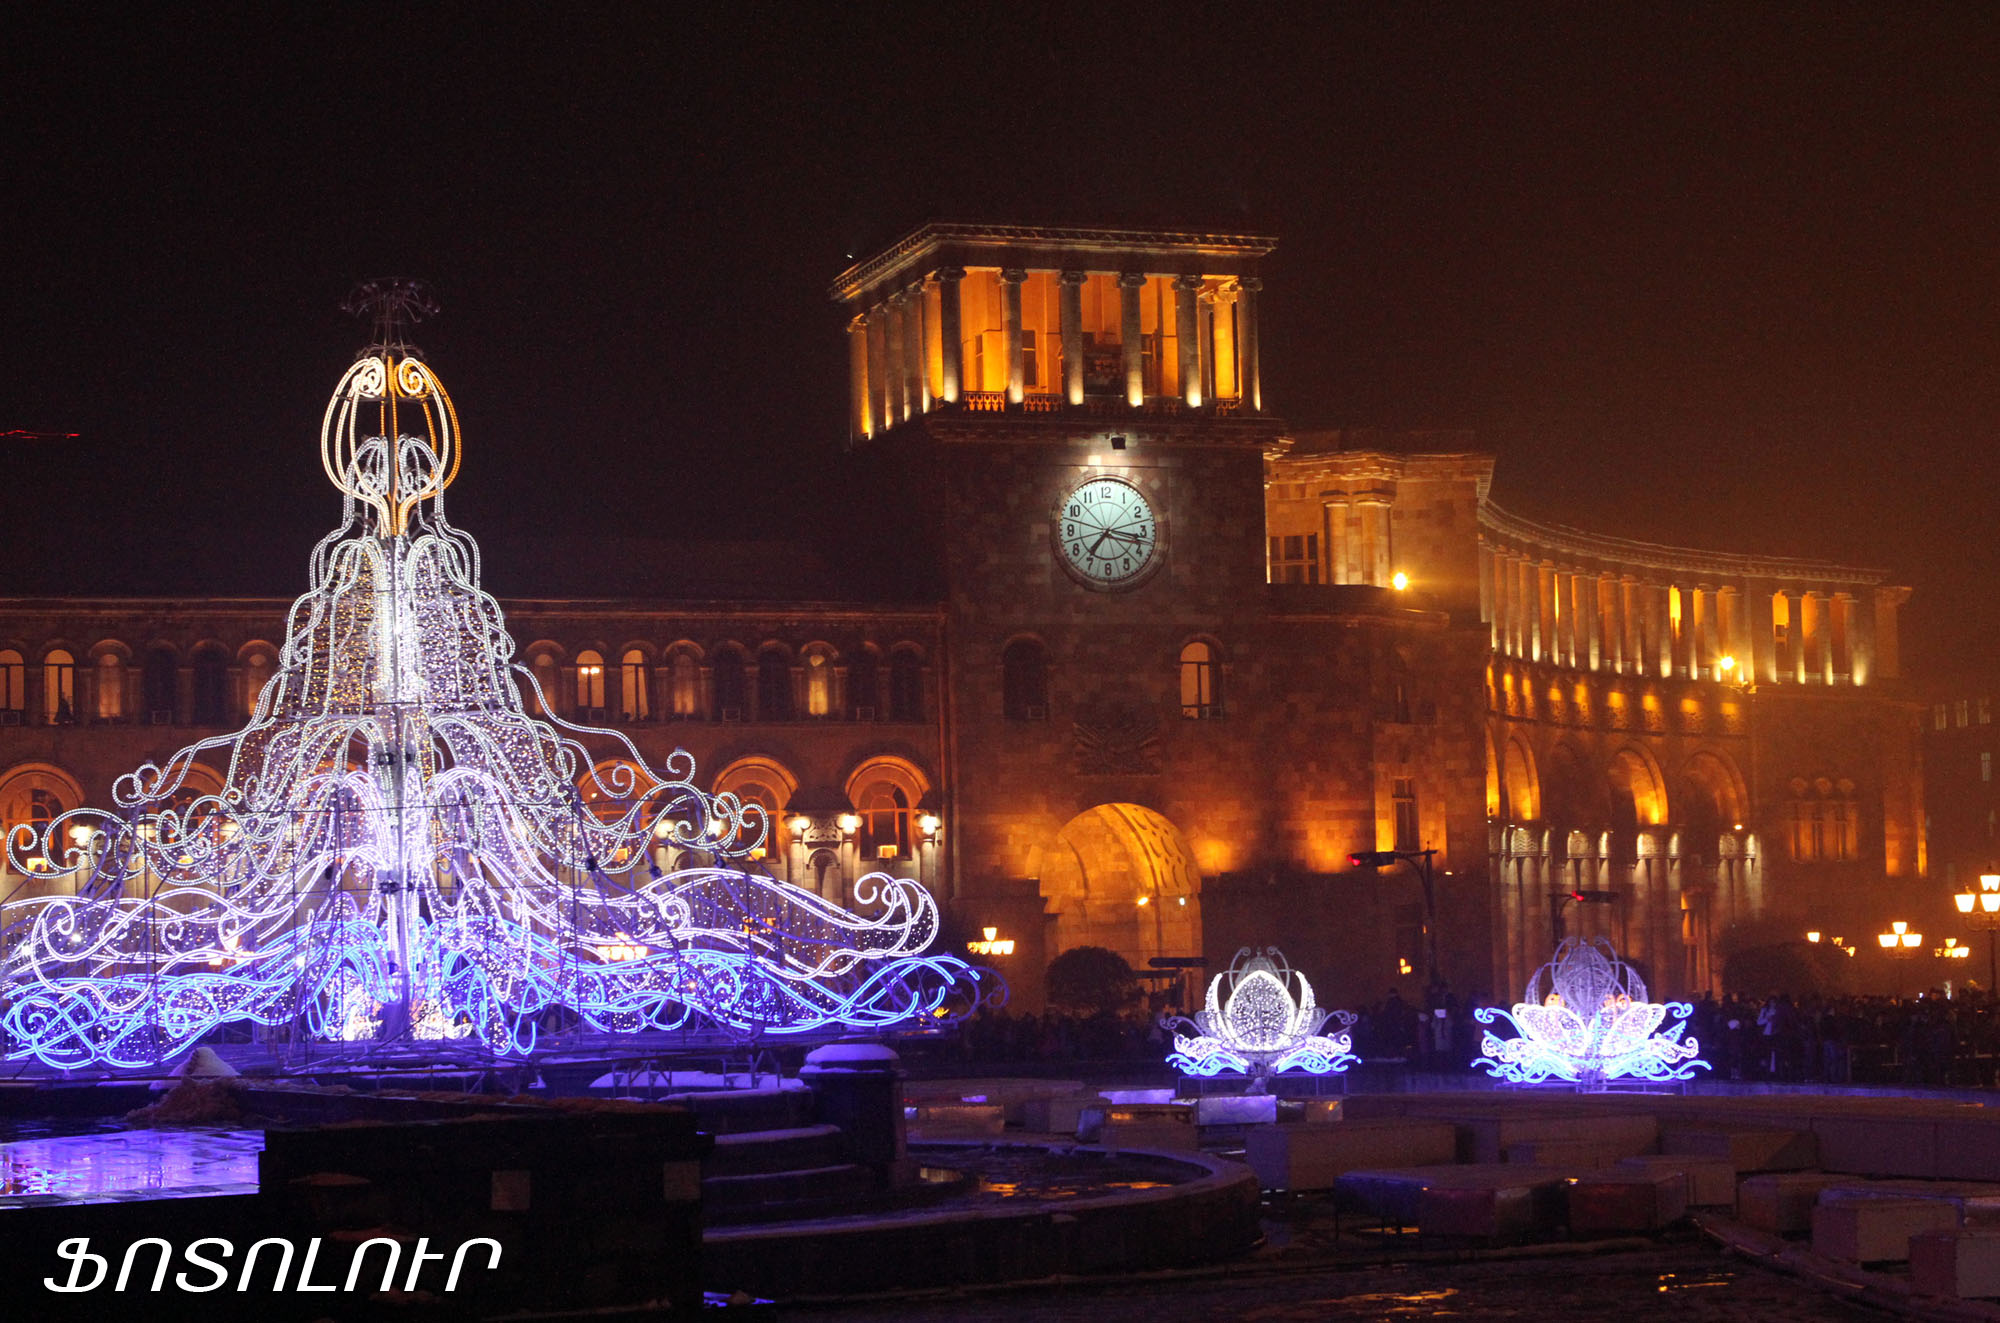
[{"x1": 1040, "y1": 804, "x2": 1201, "y2": 974}]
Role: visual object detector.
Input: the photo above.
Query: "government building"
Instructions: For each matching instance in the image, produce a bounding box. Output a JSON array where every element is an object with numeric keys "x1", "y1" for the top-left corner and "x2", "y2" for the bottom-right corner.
[{"x1": 0, "y1": 223, "x2": 1928, "y2": 1012}]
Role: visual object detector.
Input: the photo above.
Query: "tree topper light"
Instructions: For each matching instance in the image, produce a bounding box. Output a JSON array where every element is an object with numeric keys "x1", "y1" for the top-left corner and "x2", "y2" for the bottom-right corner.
[
  {"x1": 1474, "y1": 937, "x2": 1705, "y2": 1088},
  {"x1": 1167, "y1": 947, "x2": 1355, "y2": 1086},
  {"x1": 0, "y1": 308, "x2": 997, "y2": 1069}
]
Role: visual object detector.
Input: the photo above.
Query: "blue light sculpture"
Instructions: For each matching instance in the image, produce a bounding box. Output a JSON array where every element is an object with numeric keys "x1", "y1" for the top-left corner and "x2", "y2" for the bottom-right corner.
[
  {"x1": 1167, "y1": 947, "x2": 1356, "y2": 1086},
  {"x1": 1474, "y1": 937, "x2": 1705, "y2": 1088},
  {"x1": 0, "y1": 333, "x2": 995, "y2": 1069}
]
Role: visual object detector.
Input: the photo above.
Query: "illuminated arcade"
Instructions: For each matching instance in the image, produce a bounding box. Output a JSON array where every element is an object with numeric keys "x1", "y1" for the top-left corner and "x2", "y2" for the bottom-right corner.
[{"x1": 0, "y1": 290, "x2": 991, "y2": 1070}]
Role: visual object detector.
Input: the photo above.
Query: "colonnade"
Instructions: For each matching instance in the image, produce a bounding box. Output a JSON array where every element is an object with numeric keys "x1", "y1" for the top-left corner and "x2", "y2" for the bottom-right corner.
[
  {"x1": 846, "y1": 266, "x2": 1263, "y2": 440},
  {"x1": 1478, "y1": 513, "x2": 1904, "y2": 687}
]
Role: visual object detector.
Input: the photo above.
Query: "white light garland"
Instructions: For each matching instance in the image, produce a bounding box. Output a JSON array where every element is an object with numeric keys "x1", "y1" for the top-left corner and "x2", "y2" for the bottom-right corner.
[
  {"x1": 1474, "y1": 937, "x2": 1705, "y2": 1088},
  {"x1": 0, "y1": 348, "x2": 995, "y2": 1068},
  {"x1": 1167, "y1": 947, "x2": 1355, "y2": 1085}
]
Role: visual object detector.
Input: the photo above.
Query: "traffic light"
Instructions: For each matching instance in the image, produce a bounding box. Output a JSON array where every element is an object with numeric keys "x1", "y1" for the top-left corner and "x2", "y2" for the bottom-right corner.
[{"x1": 1349, "y1": 850, "x2": 1400, "y2": 868}]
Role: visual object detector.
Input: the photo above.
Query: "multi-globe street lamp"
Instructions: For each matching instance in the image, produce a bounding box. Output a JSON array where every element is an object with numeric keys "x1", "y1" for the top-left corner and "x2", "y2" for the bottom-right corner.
[
  {"x1": 1878, "y1": 920, "x2": 1923, "y2": 959},
  {"x1": 1953, "y1": 872, "x2": 2000, "y2": 991}
]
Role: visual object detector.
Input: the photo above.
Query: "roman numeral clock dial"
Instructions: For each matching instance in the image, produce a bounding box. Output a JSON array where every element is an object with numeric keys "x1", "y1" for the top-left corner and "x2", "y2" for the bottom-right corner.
[{"x1": 1053, "y1": 475, "x2": 1161, "y2": 590}]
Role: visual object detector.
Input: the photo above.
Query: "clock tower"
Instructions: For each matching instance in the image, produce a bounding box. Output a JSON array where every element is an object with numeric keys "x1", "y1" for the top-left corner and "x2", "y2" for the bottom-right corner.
[{"x1": 831, "y1": 224, "x2": 1493, "y2": 1011}]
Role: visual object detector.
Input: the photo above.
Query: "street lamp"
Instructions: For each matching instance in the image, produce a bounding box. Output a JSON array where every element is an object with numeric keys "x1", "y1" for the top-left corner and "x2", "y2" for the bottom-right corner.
[
  {"x1": 1351, "y1": 847, "x2": 1440, "y2": 988},
  {"x1": 1953, "y1": 872, "x2": 2000, "y2": 991},
  {"x1": 1879, "y1": 920, "x2": 1923, "y2": 959}
]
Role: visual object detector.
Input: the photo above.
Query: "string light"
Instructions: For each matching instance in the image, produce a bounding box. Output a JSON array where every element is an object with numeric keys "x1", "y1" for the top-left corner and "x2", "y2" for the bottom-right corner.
[
  {"x1": 1474, "y1": 937, "x2": 1705, "y2": 1086},
  {"x1": 1167, "y1": 947, "x2": 1356, "y2": 1081},
  {"x1": 0, "y1": 349, "x2": 997, "y2": 1069}
]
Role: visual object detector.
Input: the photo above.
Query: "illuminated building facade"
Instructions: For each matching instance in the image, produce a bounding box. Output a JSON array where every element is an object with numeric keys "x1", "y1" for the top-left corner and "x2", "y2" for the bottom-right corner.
[{"x1": 0, "y1": 223, "x2": 1926, "y2": 1013}]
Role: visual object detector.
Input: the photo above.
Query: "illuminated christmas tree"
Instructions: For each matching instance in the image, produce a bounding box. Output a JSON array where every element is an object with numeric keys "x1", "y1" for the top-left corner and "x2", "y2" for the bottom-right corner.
[{"x1": 1, "y1": 285, "x2": 992, "y2": 1069}]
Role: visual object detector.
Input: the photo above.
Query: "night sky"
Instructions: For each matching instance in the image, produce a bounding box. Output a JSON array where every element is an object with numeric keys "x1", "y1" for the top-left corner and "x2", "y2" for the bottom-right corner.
[{"x1": 5, "y1": 7, "x2": 1996, "y2": 684}]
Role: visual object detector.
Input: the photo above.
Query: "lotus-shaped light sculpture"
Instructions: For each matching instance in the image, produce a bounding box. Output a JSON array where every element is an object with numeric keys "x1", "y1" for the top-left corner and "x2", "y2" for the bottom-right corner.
[
  {"x1": 1167, "y1": 947, "x2": 1355, "y2": 1087},
  {"x1": 1475, "y1": 937, "x2": 1705, "y2": 1088}
]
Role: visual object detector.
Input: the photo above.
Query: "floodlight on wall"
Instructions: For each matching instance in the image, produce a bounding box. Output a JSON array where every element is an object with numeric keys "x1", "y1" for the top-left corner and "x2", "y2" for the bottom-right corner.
[{"x1": 1391, "y1": 572, "x2": 1409, "y2": 591}]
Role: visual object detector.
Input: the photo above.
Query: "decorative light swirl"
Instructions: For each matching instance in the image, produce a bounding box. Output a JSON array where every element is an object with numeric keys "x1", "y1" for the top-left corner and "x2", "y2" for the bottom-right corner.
[
  {"x1": 1166, "y1": 946, "x2": 1356, "y2": 1085},
  {"x1": 0, "y1": 351, "x2": 998, "y2": 1069},
  {"x1": 1473, "y1": 936, "x2": 1706, "y2": 1087}
]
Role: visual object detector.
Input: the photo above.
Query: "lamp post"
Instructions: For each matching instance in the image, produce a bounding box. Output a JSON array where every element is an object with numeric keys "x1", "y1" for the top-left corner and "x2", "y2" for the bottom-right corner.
[
  {"x1": 1878, "y1": 920, "x2": 1923, "y2": 960},
  {"x1": 1350, "y1": 848, "x2": 1440, "y2": 989},
  {"x1": 1954, "y1": 872, "x2": 2000, "y2": 993}
]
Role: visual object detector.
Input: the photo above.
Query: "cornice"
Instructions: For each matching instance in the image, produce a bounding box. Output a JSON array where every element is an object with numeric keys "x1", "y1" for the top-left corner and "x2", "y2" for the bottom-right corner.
[
  {"x1": 831, "y1": 222, "x2": 1278, "y2": 302},
  {"x1": 1480, "y1": 502, "x2": 1897, "y2": 588}
]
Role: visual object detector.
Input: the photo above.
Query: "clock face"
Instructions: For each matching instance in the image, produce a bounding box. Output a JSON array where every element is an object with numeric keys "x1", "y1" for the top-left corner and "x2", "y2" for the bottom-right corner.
[{"x1": 1054, "y1": 476, "x2": 1160, "y2": 589}]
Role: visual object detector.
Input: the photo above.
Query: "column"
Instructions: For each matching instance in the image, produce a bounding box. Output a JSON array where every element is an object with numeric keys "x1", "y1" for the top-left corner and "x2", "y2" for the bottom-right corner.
[
  {"x1": 902, "y1": 280, "x2": 929, "y2": 415},
  {"x1": 1119, "y1": 272, "x2": 1147, "y2": 406},
  {"x1": 1058, "y1": 270, "x2": 1086, "y2": 406},
  {"x1": 1602, "y1": 574, "x2": 1624, "y2": 672},
  {"x1": 865, "y1": 306, "x2": 888, "y2": 435},
  {"x1": 1534, "y1": 561, "x2": 1555, "y2": 663},
  {"x1": 1367, "y1": 499, "x2": 1392, "y2": 585},
  {"x1": 1582, "y1": 572, "x2": 1604, "y2": 670},
  {"x1": 1669, "y1": 587, "x2": 1692, "y2": 678},
  {"x1": 1324, "y1": 502, "x2": 1351, "y2": 584},
  {"x1": 1848, "y1": 588, "x2": 1878, "y2": 685},
  {"x1": 1208, "y1": 283, "x2": 1238, "y2": 401},
  {"x1": 1236, "y1": 276, "x2": 1262, "y2": 411},
  {"x1": 1478, "y1": 544, "x2": 1496, "y2": 647},
  {"x1": 1832, "y1": 592, "x2": 1855, "y2": 682},
  {"x1": 1875, "y1": 587, "x2": 1905, "y2": 679},
  {"x1": 846, "y1": 315, "x2": 871, "y2": 441},
  {"x1": 883, "y1": 291, "x2": 907, "y2": 423},
  {"x1": 1515, "y1": 556, "x2": 1535, "y2": 658},
  {"x1": 1747, "y1": 582, "x2": 1777, "y2": 684},
  {"x1": 1714, "y1": 585, "x2": 1739, "y2": 678},
  {"x1": 1690, "y1": 586, "x2": 1711, "y2": 677},
  {"x1": 935, "y1": 266, "x2": 965, "y2": 404},
  {"x1": 1650, "y1": 583, "x2": 1674, "y2": 677},
  {"x1": 1620, "y1": 576, "x2": 1641, "y2": 676},
  {"x1": 999, "y1": 268, "x2": 1026, "y2": 405},
  {"x1": 1807, "y1": 591, "x2": 1833, "y2": 683},
  {"x1": 1174, "y1": 275, "x2": 1203, "y2": 407},
  {"x1": 1783, "y1": 590, "x2": 1805, "y2": 682}
]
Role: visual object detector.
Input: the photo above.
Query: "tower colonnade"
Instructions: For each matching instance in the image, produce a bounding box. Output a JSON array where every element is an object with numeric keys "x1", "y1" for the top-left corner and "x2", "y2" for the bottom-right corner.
[{"x1": 834, "y1": 223, "x2": 1274, "y2": 441}]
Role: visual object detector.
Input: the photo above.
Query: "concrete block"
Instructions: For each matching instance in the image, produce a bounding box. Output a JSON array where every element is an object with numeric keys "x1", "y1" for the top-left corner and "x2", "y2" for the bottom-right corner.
[
  {"x1": 1337, "y1": 1164, "x2": 1569, "y2": 1240},
  {"x1": 1819, "y1": 1179, "x2": 2000, "y2": 1224},
  {"x1": 1017, "y1": 1094, "x2": 1096, "y2": 1134},
  {"x1": 1077, "y1": 1102, "x2": 1194, "y2": 1143},
  {"x1": 1929, "y1": 1121, "x2": 2000, "y2": 1183},
  {"x1": 1660, "y1": 1126, "x2": 1816, "y2": 1172},
  {"x1": 1195, "y1": 1094, "x2": 1278, "y2": 1127},
  {"x1": 1738, "y1": 1172, "x2": 1847, "y2": 1233},
  {"x1": 1568, "y1": 1169, "x2": 1688, "y2": 1235},
  {"x1": 1245, "y1": 1119, "x2": 1457, "y2": 1192},
  {"x1": 1505, "y1": 1138, "x2": 1624, "y2": 1168},
  {"x1": 1616, "y1": 1154, "x2": 1736, "y2": 1208},
  {"x1": 1445, "y1": 1112, "x2": 1657, "y2": 1165},
  {"x1": 905, "y1": 1103, "x2": 1004, "y2": 1138},
  {"x1": 1811, "y1": 1197, "x2": 1957, "y2": 1263},
  {"x1": 1098, "y1": 1119, "x2": 1201, "y2": 1153},
  {"x1": 1812, "y1": 1117, "x2": 1936, "y2": 1179},
  {"x1": 1911, "y1": 1227, "x2": 2000, "y2": 1300}
]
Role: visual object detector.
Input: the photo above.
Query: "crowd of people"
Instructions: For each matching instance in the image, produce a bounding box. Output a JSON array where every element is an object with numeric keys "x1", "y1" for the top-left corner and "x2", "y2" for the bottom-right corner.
[{"x1": 947, "y1": 983, "x2": 2000, "y2": 1088}]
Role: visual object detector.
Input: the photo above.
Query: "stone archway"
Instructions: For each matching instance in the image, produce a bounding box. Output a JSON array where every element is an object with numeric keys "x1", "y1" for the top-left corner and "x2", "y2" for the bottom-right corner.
[{"x1": 1040, "y1": 803, "x2": 1202, "y2": 973}]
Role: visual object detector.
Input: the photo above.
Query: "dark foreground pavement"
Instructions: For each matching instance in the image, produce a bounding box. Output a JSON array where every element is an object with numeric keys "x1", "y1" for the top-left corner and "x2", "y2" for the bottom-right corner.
[{"x1": 778, "y1": 1241, "x2": 1877, "y2": 1322}]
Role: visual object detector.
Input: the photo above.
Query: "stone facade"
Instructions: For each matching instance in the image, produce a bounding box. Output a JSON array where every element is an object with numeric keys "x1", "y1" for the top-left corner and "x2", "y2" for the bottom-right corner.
[{"x1": 0, "y1": 222, "x2": 1927, "y2": 1016}]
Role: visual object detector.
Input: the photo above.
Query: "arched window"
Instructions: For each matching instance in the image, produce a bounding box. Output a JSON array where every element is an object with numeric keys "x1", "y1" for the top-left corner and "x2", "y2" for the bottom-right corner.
[
  {"x1": 1178, "y1": 641, "x2": 1219, "y2": 720},
  {"x1": 669, "y1": 651, "x2": 700, "y2": 718},
  {"x1": 803, "y1": 647, "x2": 832, "y2": 718},
  {"x1": 619, "y1": 649, "x2": 649, "y2": 722},
  {"x1": 142, "y1": 647, "x2": 177, "y2": 722},
  {"x1": 1002, "y1": 639, "x2": 1047, "y2": 721},
  {"x1": 574, "y1": 650, "x2": 606, "y2": 714},
  {"x1": 848, "y1": 649, "x2": 880, "y2": 720},
  {"x1": 191, "y1": 650, "x2": 229, "y2": 725},
  {"x1": 713, "y1": 649, "x2": 748, "y2": 721},
  {"x1": 859, "y1": 783, "x2": 911, "y2": 861},
  {"x1": 96, "y1": 652, "x2": 125, "y2": 721},
  {"x1": 43, "y1": 650, "x2": 75, "y2": 724},
  {"x1": 529, "y1": 650, "x2": 560, "y2": 716},
  {"x1": 0, "y1": 650, "x2": 23, "y2": 717},
  {"x1": 757, "y1": 651, "x2": 794, "y2": 721},
  {"x1": 242, "y1": 651, "x2": 273, "y2": 718},
  {"x1": 888, "y1": 651, "x2": 923, "y2": 723}
]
